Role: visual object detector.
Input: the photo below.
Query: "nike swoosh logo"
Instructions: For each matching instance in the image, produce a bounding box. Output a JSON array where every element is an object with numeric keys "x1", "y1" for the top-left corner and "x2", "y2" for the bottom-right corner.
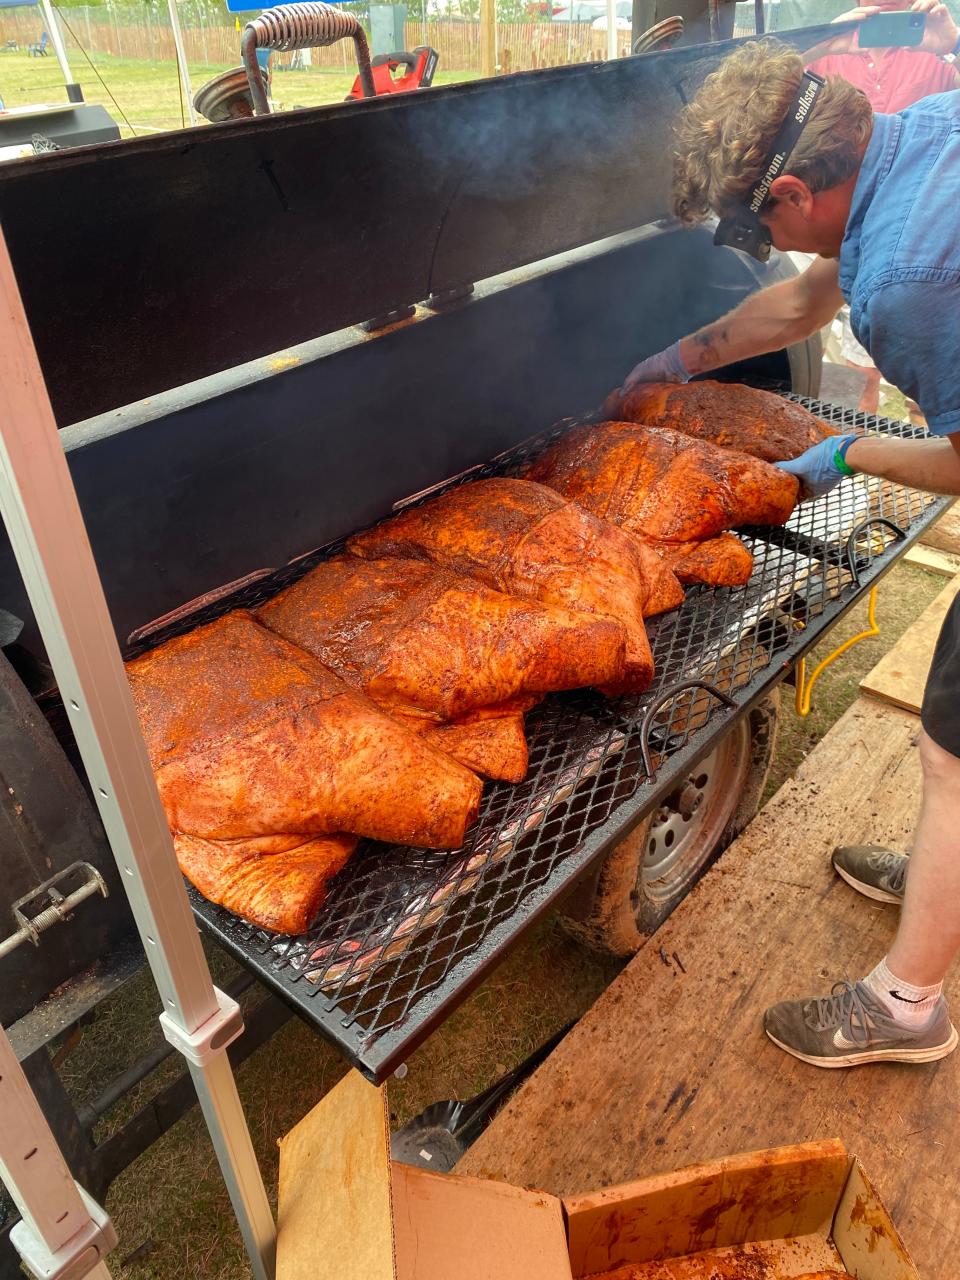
[
  {"x1": 891, "y1": 989, "x2": 928, "y2": 1004},
  {"x1": 833, "y1": 1029, "x2": 859, "y2": 1050}
]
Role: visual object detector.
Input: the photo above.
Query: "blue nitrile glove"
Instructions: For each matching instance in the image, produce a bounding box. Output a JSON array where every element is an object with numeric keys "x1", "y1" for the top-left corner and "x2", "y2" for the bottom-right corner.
[
  {"x1": 623, "y1": 340, "x2": 691, "y2": 392},
  {"x1": 776, "y1": 434, "x2": 858, "y2": 499}
]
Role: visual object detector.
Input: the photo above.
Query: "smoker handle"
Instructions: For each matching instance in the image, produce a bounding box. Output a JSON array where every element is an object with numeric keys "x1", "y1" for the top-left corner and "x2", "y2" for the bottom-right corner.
[
  {"x1": 844, "y1": 515, "x2": 907, "y2": 587},
  {"x1": 242, "y1": 3, "x2": 376, "y2": 116},
  {"x1": 639, "y1": 679, "x2": 738, "y2": 782}
]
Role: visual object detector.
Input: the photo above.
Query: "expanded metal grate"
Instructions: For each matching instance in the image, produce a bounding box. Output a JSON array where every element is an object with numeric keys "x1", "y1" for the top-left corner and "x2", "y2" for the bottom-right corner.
[{"x1": 178, "y1": 398, "x2": 946, "y2": 1080}]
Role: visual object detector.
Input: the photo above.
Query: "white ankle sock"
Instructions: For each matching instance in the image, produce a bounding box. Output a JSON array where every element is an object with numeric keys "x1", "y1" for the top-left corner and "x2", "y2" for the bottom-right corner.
[{"x1": 862, "y1": 957, "x2": 942, "y2": 1028}]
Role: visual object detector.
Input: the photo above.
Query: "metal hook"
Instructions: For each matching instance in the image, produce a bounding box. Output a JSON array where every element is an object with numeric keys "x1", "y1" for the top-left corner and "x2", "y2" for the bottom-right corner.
[
  {"x1": 639, "y1": 679, "x2": 737, "y2": 781},
  {"x1": 844, "y1": 516, "x2": 907, "y2": 587}
]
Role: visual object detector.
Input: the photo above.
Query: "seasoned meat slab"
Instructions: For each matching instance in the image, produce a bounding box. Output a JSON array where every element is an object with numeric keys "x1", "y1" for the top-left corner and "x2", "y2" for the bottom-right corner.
[
  {"x1": 127, "y1": 611, "x2": 482, "y2": 932},
  {"x1": 350, "y1": 477, "x2": 683, "y2": 694},
  {"x1": 258, "y1": 554, "x2": 626, "y2": 716},
  {"x1": 603, "y1": 379, "x2": 838, "y2": 463},
  {"x1": 526, "y1": 421, "x2": 798, "y2": 588}
]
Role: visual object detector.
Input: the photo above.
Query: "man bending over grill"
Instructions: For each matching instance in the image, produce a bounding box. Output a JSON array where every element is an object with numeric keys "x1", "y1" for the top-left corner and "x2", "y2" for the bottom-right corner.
[{"x1": 624, "y1": 39, "x2": 960, "y2": 1069}]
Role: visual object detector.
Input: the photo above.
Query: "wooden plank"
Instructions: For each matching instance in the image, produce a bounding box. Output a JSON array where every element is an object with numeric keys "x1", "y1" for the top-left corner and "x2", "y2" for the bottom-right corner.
[
  {"x1": 919, "y1": 502, "x2": 960, "y2": 555},
  {"x1": 903, "y1": 544, "x2": 960, "y2": 578},
  {"x1": 458, "y1": 698, "x2": 958, "y2": 1276},
  {"x1": 860, "y1": 574, "x2": 960, "y2": 713},
  {"x1": 563, "y1": 1140, "x2": 848, "y2": 1274},
  {"x1": 277, "y1": 1070, "x2": 395, "y2": 1280}
]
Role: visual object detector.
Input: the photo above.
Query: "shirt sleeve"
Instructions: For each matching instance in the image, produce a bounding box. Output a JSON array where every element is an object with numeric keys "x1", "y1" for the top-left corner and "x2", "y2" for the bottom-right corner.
[{"x1": 854, "y1": 276, "x2": 960, "y2": 436}]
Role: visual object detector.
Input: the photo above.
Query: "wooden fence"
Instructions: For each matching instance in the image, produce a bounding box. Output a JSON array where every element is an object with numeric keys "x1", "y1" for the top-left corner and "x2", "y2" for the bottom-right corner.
[{"x1": 0, "y1": 9, "x2": 632, "y2": 73}]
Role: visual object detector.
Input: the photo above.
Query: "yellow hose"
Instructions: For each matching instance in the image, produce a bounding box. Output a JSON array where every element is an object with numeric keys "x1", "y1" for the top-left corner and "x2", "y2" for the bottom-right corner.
[{"x1": 794, "y1": 584, "x2": 880, "y2": 718}]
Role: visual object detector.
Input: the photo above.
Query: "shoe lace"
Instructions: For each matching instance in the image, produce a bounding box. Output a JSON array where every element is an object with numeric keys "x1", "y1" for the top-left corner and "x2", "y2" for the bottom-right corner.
[
  {"x1": 805, "y1": 981, "x2": 876, "y2": 1045},
  {"x1": 868, "y1": 850, "x2": 907, "y2": 892}
]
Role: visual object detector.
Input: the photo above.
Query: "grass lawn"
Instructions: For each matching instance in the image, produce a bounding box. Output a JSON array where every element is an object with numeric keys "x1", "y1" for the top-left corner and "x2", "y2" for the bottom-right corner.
[{"x1": 0, "y1": 49, "x2": 477, "y2": 136}]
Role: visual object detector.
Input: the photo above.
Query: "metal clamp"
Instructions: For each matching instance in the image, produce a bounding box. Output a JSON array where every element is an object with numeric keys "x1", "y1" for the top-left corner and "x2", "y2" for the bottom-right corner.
[
  {"x1": 159, "y1": 986, "x2": 245, "y2": 1068},
  {"x1": 844, "y1": 516, "x2": 907, "y2": 587},
  {"x1": 639, "y1": 679, "x2": 738, "y2": 781},
  {"x1": 10, "y1": 1185, "x2": 116, "y2": 1280},
  {"x1": 0, "y1": 862, "x2": 107, "y2": 961}
]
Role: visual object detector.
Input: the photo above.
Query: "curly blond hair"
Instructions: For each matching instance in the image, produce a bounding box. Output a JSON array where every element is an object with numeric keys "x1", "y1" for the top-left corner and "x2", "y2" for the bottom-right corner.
[{"x1": 672, "y1": 39, "x2": 873, "y2": 225}]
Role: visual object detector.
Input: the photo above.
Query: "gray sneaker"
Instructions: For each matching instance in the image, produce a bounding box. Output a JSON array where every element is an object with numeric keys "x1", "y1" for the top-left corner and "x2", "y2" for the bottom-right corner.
[
  {"x1": 832, "y1": 845, "x2": 907, "y2": 904},
  {"x1": 764, "y1": 980, "x2": 958, "y2": 1068}
]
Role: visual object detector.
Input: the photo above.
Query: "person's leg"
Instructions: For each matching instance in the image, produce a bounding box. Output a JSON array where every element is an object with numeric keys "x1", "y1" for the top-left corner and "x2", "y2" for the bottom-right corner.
[
  {"x1": 764, "y1": 599, "x2": 960, "y2": 1067},
  {"x1": 851, "y1": 363, "x2": 881, "y2": 415},
  {"x1": 885, "y1": 732, "x2": 960, "y2": 984},
  {"x1": 839, "y1": 309, "x2": 881, "y2": 413}
]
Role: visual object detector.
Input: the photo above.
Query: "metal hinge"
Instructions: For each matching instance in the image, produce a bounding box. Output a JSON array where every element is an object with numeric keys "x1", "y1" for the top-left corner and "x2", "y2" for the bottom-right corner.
[{"x1": 0, "y1": 862, "x2": 108, "y2": 961}]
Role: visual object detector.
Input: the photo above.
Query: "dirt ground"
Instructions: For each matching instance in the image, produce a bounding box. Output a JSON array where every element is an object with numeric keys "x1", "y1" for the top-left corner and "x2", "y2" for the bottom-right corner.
[{"x1": 36, "y1": 551, "x2": 943, "y2": 1279}]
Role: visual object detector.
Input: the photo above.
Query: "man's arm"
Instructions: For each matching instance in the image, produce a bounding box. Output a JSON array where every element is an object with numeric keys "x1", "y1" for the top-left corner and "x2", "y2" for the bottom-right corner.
[
  {"x1": 846, "y1": 434, "x2": 960, "y2": 496},
  {"x1": 780, "y1": 432, "x2": 960, "y2": 499},
  {"x1": 678, "y1": 257, "x2": 843, "y2": 377}
]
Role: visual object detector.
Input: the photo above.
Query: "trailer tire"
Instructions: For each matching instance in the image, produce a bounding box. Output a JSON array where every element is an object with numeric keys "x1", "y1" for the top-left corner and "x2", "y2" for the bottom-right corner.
[{"x1": 559, "y1": 691, "x2": 780, "y2": 956}]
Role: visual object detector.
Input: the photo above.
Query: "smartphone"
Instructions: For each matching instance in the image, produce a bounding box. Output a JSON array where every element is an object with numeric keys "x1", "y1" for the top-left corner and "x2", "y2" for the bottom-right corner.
[{"x1": 858, "y1": 10, "x2": 926, "y2": 46}]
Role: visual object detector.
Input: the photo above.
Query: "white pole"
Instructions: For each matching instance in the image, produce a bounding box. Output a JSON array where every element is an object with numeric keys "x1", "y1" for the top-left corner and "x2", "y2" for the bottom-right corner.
[
  {"x1": 606, "y1": 0, "x2": 617, "y2": 58},
  {"x1": 0, "y1": 232, "x2": 275, "y2": 1276},
  {"x1": 1, "y1": 1025, "x2": 115, "y2": 1279},
  {"x1": 167, "y1": 0, "x2": 198, "y2": 126},
  {"x1": 37, "y1": 0, "x2": 75, "y2": 90}
]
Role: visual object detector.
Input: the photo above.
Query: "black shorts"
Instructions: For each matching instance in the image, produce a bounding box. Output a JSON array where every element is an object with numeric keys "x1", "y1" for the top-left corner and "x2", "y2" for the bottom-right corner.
[{"x1": 921, "y1": 590, "x2": 960, "y2": 758}]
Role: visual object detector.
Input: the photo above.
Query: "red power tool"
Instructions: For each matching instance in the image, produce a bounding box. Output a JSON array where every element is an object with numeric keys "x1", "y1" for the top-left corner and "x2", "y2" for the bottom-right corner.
[{"x1": 347, "y1": 46, "x2": 438, "y2": 99}]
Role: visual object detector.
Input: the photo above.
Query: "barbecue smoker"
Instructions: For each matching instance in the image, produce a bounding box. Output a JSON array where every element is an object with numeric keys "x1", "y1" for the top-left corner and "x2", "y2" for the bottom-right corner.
[{"x1": 0, "y1": 30, "x2": 947, "y2": 1254}]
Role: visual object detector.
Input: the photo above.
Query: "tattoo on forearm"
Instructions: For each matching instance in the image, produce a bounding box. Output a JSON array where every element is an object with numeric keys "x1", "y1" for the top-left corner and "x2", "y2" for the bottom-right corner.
[{"x1": 690, "y1": 325, "x2": 729, "y2": 372}]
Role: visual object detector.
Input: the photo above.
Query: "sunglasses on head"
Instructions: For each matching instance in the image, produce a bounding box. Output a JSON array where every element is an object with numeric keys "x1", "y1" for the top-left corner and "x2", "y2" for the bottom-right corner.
[{"x1": 713, "y1": 70, "x2": 826, "y2": 262}]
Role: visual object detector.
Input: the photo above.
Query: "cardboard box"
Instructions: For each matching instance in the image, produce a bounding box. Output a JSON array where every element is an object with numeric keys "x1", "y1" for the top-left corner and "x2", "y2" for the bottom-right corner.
[{"x1": 277, "y1": 1069, "x2": 918, "y2": 1280}]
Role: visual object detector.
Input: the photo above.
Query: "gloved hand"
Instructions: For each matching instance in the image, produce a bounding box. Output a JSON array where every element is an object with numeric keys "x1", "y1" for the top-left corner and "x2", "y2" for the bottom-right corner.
[
  {"x1": 623, "y1": 340, "x2": 690, "y2": 392},
  {"x1": 776, "y1": 434, "x2": 858, "y2": 499}
]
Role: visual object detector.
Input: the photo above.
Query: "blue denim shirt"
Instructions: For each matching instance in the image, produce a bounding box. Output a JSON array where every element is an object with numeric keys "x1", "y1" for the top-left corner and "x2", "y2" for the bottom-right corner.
[{"x1": 839, "y1": 91, "x2": 960, "y2": 436}]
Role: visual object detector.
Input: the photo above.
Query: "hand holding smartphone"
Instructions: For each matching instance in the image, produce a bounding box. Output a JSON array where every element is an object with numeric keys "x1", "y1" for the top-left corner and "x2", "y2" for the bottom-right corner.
[{"x1": 857, "y1": 9, "x2": 927, "y2": 45}]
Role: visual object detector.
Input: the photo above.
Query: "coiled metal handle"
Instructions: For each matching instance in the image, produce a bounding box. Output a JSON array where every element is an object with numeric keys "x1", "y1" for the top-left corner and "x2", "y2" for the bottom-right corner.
[
  {"x1": 242, "y1": 2, "x2": 375, "y2": 115},
  {"x1": 633, "y1": 15, "x2": 684, "y2": 54}
]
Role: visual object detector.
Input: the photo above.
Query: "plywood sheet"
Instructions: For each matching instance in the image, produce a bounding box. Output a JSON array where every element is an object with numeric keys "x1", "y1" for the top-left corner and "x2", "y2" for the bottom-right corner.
[
  {"x1": 458, "y1": 698, "x2": 956, "y2": 1276},
  {"x1": 277, "y1": 1069, "x2": 395, "y2": 1280},
  {"x1": 919, "y1": 502, "x2": 960, "y2": 555},
  {"x1": 564, "y1": 1141, "x2": 847, "y2": 1275},
  {"x1": 391, "y1": 1162, "x2": 570, "y2": 1280},
  {"x1": 860, "y1": 574, "x2": 960, "y2": 713}
]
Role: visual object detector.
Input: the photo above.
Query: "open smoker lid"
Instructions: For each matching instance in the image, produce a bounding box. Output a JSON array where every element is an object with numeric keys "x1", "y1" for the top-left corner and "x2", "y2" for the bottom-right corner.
[{"x1": 0, "y1": 26, "x2": 837, "y2": 427}]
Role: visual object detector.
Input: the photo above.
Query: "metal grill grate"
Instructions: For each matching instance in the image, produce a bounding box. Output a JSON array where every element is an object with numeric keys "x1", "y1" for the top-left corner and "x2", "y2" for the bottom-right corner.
[{"x1": 180, "y1": 398, "x2": 945, "y2": 1080}]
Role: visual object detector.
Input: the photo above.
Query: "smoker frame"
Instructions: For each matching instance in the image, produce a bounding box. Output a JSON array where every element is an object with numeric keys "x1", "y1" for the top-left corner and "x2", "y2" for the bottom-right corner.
[{"x1": 173, "y1": 398, "x2": 945, "y2": 1082}]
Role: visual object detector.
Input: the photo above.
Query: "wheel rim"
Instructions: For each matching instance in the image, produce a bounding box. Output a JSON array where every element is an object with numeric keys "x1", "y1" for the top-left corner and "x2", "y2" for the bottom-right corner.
[{"x1": 640, "y1": 719, "x2": 752, "y2": 906}]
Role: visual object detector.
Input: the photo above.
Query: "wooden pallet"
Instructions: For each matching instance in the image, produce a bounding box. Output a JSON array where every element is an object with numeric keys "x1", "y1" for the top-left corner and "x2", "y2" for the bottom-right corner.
[{"x1": 458, "y1": 696, "x2": 960, "y2": 1274}]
